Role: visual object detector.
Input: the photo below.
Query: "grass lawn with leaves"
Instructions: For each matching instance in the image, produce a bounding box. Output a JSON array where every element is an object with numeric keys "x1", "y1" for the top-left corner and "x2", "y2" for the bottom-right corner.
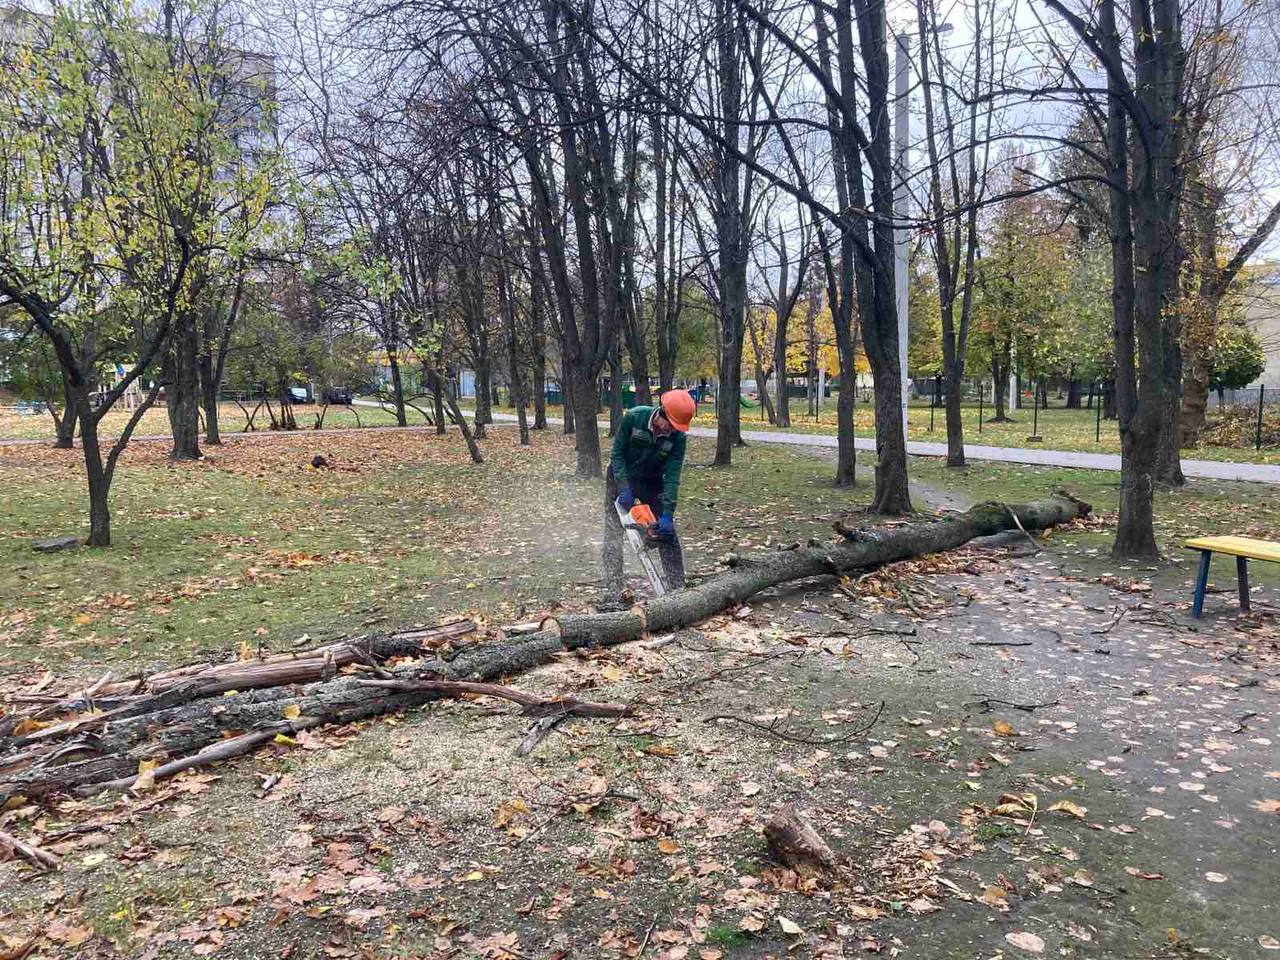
[
  {"x1": 3, "y1": 429, "x2": 1280, "y2": 675},
  {"x1": 0, "y1": 401, "x2": 411, "y2": 443},
  {"x1": 2, "y1": 428, "x2": 1279, "y2": 960}
]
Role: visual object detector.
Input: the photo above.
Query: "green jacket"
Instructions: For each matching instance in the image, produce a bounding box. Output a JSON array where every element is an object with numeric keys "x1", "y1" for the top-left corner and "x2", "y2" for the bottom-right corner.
[{"x1": 610, "y1": 405, "x2": 687, "y2": 515}]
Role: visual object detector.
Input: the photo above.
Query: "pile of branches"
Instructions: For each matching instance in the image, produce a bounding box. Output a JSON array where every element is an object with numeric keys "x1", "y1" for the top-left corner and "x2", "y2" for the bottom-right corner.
[{"x1": 1, "y1": 494, "x2": 1090, "y2": 832}]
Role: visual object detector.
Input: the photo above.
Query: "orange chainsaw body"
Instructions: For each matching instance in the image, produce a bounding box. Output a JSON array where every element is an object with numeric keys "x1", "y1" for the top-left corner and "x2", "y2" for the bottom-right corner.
[{"x1": 628, "y1": 503, "x2": 657, "y2": 527}]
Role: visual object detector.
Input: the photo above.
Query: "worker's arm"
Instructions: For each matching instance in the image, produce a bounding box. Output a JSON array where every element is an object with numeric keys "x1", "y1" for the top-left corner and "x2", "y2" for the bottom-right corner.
[
  {"x1": 660, "y1": 433, "x2": 686, "y2": 515},
  {"x1": 610, "y1": 408, "x2": 634, "y2": 489}
]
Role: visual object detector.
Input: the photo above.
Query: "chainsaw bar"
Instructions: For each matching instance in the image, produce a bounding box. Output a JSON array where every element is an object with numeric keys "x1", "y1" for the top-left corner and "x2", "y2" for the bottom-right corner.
[{"x1": 614, "y1": 500, "x2": 669, "y2": 596}]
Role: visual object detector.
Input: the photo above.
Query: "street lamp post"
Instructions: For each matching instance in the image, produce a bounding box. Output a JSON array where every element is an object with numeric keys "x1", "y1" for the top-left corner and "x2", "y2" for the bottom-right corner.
[
  {"x1": 894, "y1": 33, "x2": 910, "y2": 439},
  {"x1": 892, "y1": 24, "x2": 951, "y2": 441}
]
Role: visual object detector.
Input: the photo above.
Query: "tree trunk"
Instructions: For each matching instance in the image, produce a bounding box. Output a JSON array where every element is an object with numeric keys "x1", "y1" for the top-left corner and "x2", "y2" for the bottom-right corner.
[
  {"x1": 1065, "y1": 375, "x2": 1081, "y2": 409},
  {"x1": 52, "y1": 378, "x2": 76, "y2": 449},
  {"x1": 166, "y1": 320, "x2": 202, "y2": 461},
  {"x1": 562, "y1": 374, "x2": 576, "y2": 436},
  {"x1": 714, "y1": 329, "x2": 745, "y2": 465},
  {"x1": 502, "y1": 278, "x2": 530, "y2": 447},
  {"x1": 432, "y1": 374, "x2": 447, "y2": 436},
  {"x1": 990, "y1": 354, "x2": 1011, "y2": 421},
  {"x1": 944, "y1": 359, "x2": 964, "y2": 466},
  {"x1": 387, "y1": 350, "x2": 408, "y2": 428},
  {"x1": 623, "y1": 311, "x2": 652, "y2": 407},
  {"x1": 473, "y1": 356, "x2": 491, "y2": 440},
  {"x1": 74, "y1": 390, "x2": 111, "y2": 547},
  {"x1": 1, "y1": 495, "x2": 1089, "y2": 797},
  {"x1": 608, "y1": 347, "x2": 623, "y2": 437},
  {"x1": 525, "y1": 219, "x2": 550, "y2": 430},
  {"x1": 532, "y1": 349, "x2": 548, "y2": 430},
  {"x1": 1154, "y1": 325, "x2": 1185, "y2": 486},
  {"x1": 198, "y1": 353, "x2": 221, "y2": 445},
  {"x1": 570, "y1": 369, "x2": 601, "y2": 476},
  {"x1": 774, "y1": 306, "x2": 791, "y2": 427},
  {"x1": 756, "y1": 364, "x2": 776, "y2": 425},
  {"x1": 1180, "y1": 359, "x2": 1211, "y2": 446}
]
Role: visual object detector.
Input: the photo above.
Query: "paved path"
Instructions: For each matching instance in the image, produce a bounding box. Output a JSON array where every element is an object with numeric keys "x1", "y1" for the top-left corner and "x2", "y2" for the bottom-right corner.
[
  {"x1": 6, "y1": 405, "x2": 1278, "y2": 484},
  {"x1": 476, "y1": 411, "x2": 1280, "y2": 485}
]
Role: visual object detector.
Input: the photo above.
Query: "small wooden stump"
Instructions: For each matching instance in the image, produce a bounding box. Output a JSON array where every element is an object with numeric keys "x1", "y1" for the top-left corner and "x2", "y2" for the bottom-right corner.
[{"x1": 764, "y1": 804, "x2": 835, "y2": 870}]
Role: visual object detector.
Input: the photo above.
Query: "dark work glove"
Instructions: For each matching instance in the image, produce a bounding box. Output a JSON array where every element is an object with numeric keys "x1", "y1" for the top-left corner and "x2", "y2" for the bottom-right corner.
[
  {"x1": 616, "y1": 486, "x2": 636, "y2": 510},
  {"x1": 657, "y1": 512, "x2": 676, "y2": 540}
]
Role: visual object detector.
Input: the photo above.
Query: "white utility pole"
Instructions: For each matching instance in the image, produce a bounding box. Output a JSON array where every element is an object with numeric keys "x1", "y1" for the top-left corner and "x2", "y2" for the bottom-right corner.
[{"x1": 893, "y1": 32, "x2": 911, "y2": 438}]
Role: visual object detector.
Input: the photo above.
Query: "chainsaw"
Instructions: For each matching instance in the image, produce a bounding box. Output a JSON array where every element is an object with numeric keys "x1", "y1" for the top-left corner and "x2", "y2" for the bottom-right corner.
[{"x1": 614, "y1": 500, "x2": 669, "y2": 596}]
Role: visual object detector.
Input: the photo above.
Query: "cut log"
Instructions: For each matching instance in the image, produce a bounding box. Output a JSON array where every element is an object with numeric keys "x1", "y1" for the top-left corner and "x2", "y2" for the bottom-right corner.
[
  {"x1": 6, "y1": 620, "x2": 477, "y2": 737},
  {"x1": 764, "y1": 804, "x2": 835, "y2": 869},
  {"x1": 1, "y1": 496, "x2": 1088, "y2": 799},
  {"x1": 105, "y1": 619, "x2": 476, "y2": 696}
]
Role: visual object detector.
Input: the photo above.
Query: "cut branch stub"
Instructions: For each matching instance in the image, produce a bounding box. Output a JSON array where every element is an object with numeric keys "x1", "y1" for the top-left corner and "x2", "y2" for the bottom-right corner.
[{"x1": 765, "y1": 804, "x2": 835, "y2": 870}]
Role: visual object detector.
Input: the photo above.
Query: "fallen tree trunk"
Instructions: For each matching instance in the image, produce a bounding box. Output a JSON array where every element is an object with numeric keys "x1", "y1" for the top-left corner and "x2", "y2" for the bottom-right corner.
[
  {"x1": 0, "y1": 496, "x2": 1088, "y2": 800},
  {"x1": 6, "y1": 621, "x2": 477, "y2": 746}
]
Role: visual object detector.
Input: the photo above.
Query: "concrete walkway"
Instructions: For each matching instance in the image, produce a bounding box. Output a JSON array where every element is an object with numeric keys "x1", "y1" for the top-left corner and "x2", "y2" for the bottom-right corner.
[
  {"x1": 6, "y1": 405, "x2": 1278, "y2": 484},
  {"x1": 479, "y1": 411, "x2": 1280, "y2": 484}
]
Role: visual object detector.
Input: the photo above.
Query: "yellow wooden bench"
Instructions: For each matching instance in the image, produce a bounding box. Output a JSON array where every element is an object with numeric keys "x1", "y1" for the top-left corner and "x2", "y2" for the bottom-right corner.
[{"x1": 1185, "y1": 535, "x2": 1280, "y2": 617}]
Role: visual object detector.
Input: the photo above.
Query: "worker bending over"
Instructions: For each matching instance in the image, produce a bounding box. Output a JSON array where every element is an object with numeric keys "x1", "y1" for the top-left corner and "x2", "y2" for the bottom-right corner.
[{"x1": 602, "y1": 389, "x2": 695, "y2": 602}]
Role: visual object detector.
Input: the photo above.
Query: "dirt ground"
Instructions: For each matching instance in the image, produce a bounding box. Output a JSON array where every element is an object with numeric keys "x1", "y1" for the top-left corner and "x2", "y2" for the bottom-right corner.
[{"x1": 2, "y1": 434, "x2": 1279, "y2": 960}]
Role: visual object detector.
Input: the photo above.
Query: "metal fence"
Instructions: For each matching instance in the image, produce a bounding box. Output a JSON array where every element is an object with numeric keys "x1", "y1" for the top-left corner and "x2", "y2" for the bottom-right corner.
[{"x1": 917, "y1": 377, "x2": 1279, "y2": 451}]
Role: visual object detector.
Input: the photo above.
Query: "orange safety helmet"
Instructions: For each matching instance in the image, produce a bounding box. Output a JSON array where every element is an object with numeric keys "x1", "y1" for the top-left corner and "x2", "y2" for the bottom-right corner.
[{"x1": 659, "y1": 389, "x2": 695, "y2": 432}]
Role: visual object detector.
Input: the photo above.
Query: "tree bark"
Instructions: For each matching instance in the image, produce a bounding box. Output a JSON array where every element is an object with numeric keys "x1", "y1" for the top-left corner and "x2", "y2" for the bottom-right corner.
[
  {"x1": 387, "y1": 349, "x2": 408, "y2": 428},
  {"x1": 198, "y1": 353, "x2": 221, "y2": 445},
  {"x1": 570, "y1": 369, "x2": 601, "y2": 476},
  {"x1": 774, "y1": 305, "x2": 791, "y2": 427},
  {"x1": 52, "y1": 378, "x2": 76, "y2": 449},
  {"x1": 1065, "y1": 375, "x2": 1081, "y2": 409},
  {"x1": 166, "y1": 318, "x2": 202, "y2": 461},
  {"x1": 562, "y1": 373, "x2": 576, "y2": 436}
]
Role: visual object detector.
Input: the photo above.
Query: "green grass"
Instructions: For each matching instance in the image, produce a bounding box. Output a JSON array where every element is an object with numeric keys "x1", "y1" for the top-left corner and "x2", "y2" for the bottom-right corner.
[
  {"x1": 975, "y1": 822, "x2": 1020, "y2": 842},
  {"x1": 3, "y1": 428, "x2": 1278, "y2": 681},
  {"x1": 706, "y1": 925, "x2": 755, "y2": 949},
  {"x1": 0, "y1": 400, "x2": 411, "y2": 442}
]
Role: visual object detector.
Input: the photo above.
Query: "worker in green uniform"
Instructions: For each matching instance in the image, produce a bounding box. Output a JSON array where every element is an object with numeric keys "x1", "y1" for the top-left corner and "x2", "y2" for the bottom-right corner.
[{"x1": 602, "y1": 389, "x2": 696, "y2": 602}]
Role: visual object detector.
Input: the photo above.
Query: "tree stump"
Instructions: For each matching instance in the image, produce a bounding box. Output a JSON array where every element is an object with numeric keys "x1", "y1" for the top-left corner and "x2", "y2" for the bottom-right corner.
[{"x1": 765, "y1": 804, "x2": 835, "y2": 870}]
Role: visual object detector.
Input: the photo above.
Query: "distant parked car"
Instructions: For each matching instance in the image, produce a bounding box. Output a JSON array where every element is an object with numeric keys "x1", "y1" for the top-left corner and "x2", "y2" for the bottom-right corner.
[
  {"x1": 286, "y1": 386, "x2": 312, "y2": 404},
  {"x1": 325, "y1": 387, "x2": 353, "y2": 405}
]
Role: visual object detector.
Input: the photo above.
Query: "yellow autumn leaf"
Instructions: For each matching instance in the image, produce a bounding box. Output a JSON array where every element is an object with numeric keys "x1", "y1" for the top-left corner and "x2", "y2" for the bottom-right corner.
[
  {"x1": 283, "y1": 703, "x2": 301, "y2": 720},
  {"x1": 600, "y1": 663, "x2": 624, "y2": 683},
  {"x1": 657, "y1": 838, "x2": 681, "y2": 855},
  {"x1": 992, "y1": 719, "x2": 1016, "y2": 737},
  {"x1": 463, "y1": 870, "x2": 484, "y2": 882},
  {"x1": 777, "y1": 916, "x2": 803, "y2": 936},
  {"x1": 1047, "y1": 799, "x2": 1088, "y2": 819},
  {"x1": 74, "y1": 613, "x2": 94, "y2": 626},
  {"x1": 134, "y1": 758, "x2": 158, "y2": 792},
  {"x1": 273, "y1": 733, "x2": 297, "y2": 746},
  {"x1": 12, "y1": 717, "x2": 50, "y2": 737},
  {"x1": 993, "y1": 792, "x2": 1038, "y2": 817}
]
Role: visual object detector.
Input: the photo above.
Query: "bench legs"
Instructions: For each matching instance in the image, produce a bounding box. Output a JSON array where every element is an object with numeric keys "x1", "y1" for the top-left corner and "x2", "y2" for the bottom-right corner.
[
  {"x1": 1237, "y1": 556, "x2": 1251, "y2": 613},
  {"x1": 1192, "y1": 550, "x2": 1212, "y2": 619},
  {"x1": 1191, "y1": 552, "x2": 1254, "y2": 618}
]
